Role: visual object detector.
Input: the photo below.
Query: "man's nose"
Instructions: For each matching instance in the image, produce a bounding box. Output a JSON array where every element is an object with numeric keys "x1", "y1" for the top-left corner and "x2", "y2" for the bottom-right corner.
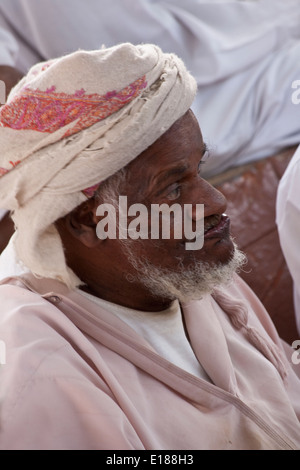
[{"x1": 188, "y1": 179, "x2": 227, "y2": 220}]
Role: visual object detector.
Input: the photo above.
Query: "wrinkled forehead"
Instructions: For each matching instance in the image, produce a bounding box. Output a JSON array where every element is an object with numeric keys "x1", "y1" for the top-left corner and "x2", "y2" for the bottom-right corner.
[
  {"x1": 126, "y1": 110, "x2": 202, "y2": 177},
  {"x1": 94, "y1": 109, "x2": 203, "y2": 202}
]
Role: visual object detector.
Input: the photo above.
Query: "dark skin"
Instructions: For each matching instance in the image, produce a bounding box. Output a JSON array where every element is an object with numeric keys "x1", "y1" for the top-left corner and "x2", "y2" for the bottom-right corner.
[
  {"x1": 56, "y1": 110, "x2": 233, "y2": 312},
  {"x1": 0, "y1": 65, "x2": 23, "y2": 100},
  {"x1": 0, "y1": 212, "x2": 14, "y2": 253}
]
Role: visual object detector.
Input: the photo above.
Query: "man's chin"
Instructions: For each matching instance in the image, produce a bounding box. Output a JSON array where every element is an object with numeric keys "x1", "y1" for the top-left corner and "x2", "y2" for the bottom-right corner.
[{"x1": 126, "y1": 241, "x2": 247, "y2": 304}]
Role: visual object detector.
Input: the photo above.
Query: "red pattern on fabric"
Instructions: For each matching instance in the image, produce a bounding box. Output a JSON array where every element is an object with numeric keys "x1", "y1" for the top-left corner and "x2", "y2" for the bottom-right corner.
[
  {"x1": 0, "y1": 76, "x2": 147, "y2": 138},
  {"x1": 0, "y1": 76, "x2": 147, "y2": 188},
  {"x1": 0, "y1": 160, "x2": 21, "y2": 177},
  {"x1": 82, "y1": 183, "x2": 101, "y2": 198}
]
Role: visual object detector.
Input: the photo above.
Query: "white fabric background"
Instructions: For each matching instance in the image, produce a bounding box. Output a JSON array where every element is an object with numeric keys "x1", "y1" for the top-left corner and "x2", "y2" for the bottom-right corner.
[
  {"x1": 0, "y1": 0, "x2": 299, "y2": 176},
  {"x1": 276, "y1": 145, "x2": 300, "y2": 335}
]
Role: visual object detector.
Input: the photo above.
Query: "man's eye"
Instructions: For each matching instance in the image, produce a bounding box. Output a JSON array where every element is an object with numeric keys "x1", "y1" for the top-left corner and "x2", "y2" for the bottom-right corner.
[{"x1": 166, "y1": 185, "x2": 181, "y2": 201}]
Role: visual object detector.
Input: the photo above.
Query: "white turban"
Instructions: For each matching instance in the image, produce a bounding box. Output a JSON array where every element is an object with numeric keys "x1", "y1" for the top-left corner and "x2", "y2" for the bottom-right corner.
[{"x1": 0, "y1": 43, "x2": 197, "y2": 288}]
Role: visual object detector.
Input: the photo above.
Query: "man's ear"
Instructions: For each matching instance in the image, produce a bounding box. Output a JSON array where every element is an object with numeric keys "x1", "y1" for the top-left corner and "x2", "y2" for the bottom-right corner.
[{"x1": 64, "y1": 198, "x2": 101, "y2": 248}]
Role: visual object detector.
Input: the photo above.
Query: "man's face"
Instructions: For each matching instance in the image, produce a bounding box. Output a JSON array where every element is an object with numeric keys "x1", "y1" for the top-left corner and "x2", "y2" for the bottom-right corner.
[
  {"x1": 121, "y1": 110, "x2": 234, "y2": 267},
  {"x1": 96, "y1": 110, "x2": 244, "y2": 302}
]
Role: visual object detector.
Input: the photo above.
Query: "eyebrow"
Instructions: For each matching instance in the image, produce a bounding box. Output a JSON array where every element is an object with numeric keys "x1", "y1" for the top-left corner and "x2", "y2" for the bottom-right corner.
[
  {"x1": 153, "y1": 141, "x2": 208, "y2": 190},
  {"x1": 153, "y1": 165, "x2": 189, "y2": 191}
]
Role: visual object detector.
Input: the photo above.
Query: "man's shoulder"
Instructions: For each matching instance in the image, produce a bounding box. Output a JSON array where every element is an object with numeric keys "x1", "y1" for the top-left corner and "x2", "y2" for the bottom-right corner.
[
  {"x1": 0, "y1": 277, "x2": 97, "y2": 401},
  {"x1": 0, "y1": 277, "x2": 62, "y2": 321},
  {"x1": 0, "y1": 277, "x2": 79, "y2": 353}
]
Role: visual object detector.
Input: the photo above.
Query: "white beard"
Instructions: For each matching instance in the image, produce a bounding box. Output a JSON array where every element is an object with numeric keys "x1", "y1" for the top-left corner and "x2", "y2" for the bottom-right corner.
[{"x1": 121, "y1": 239, "x2": 247, "y2": 303}]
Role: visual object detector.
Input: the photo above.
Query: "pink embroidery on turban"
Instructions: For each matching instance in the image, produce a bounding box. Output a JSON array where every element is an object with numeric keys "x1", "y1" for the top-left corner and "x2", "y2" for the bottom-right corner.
[
  {"x1": 0, "y1": 76, "x2": 147, "y2": 138},
  {"x1": 0, "y1": 75, "x2": 148, "y2": 198}
]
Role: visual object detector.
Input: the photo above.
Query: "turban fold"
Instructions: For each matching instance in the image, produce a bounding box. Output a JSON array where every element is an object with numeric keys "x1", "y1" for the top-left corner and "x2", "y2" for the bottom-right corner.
[{"x1": 0, "y1": 43, "x2": 197, "y2": 287}]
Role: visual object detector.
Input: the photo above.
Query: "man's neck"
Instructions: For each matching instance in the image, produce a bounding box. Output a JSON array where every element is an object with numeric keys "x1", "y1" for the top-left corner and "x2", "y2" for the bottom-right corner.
[{"x1": 79, "y1": 281, "x2": 174, "y2": 312}]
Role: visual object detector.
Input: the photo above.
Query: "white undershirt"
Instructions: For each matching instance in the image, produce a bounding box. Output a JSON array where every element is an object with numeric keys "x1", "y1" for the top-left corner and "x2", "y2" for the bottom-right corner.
[{"x1": 78, "y1": 289, "x2": 211, "y2": 381}]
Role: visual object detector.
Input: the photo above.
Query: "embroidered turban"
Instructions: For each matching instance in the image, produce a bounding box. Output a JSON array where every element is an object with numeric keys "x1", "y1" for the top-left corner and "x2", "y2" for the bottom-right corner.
[{"x1": 0, "y1": 43, "x2": 197, "y2": 287}]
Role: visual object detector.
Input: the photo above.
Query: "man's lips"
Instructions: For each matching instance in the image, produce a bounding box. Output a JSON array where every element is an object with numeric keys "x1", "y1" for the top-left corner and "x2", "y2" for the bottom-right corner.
[
  {"x1": 181, "y1": 214, "x2": 231, "y2": 247},
  {"x1": 204, "y1": 214, "x2": 230, "y2": 239}
]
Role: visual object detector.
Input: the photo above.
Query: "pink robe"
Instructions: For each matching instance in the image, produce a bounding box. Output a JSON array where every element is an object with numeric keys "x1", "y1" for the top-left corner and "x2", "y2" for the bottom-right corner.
[{"x1": 0, "y1": 273, "x2": 299, "y2": 450}]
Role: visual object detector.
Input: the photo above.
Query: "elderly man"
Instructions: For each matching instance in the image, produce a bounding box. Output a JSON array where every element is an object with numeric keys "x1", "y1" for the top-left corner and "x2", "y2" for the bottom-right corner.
[{"x1": 0, "y1": 43, "x2": 299, "y2": 451}]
